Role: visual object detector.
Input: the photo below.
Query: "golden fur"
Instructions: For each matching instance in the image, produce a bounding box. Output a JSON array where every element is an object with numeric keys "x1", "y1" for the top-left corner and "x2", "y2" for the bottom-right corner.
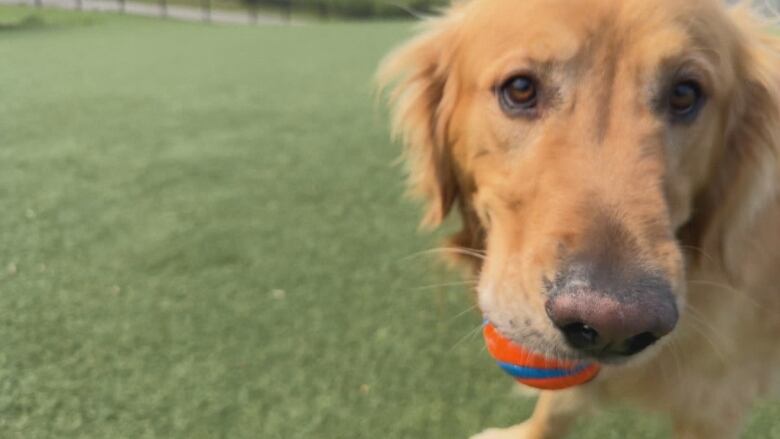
[{"x1": 378, "y1": 0, "x2": 780, "y2": 437}]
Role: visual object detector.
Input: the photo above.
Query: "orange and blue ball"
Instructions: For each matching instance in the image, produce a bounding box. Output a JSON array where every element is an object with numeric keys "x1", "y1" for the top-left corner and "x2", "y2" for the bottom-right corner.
[{"x1": 483, "y1": 321, "x2": 601, "y2": 390}]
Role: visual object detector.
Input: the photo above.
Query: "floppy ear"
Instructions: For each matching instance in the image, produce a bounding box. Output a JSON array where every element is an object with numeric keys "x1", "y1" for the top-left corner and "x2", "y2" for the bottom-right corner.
[
  {"x1": 376, "y1": 12, "x2": 463, "y2": 228},
  {"x1": 692, "y1": 7, "x2": 780, "y2": 280}
]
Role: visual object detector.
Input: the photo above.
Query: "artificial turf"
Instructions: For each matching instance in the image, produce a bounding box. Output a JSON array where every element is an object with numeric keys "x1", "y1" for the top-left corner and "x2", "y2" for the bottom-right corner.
[{"x1": 0, "y1": 6, "x2": 777, "y2": 438}]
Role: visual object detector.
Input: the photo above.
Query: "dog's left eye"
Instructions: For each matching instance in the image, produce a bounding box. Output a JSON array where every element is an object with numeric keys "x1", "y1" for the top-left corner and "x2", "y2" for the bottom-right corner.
[
  {"x1": 668, "y1": 81, "x2": 704, "y2": 121},
  {"x1": 498, "y1": 75, "x2": 539, "y2": 116}
]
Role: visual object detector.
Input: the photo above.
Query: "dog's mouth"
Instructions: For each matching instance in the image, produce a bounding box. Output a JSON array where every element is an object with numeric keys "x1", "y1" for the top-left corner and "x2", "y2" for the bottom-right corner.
[
  {"x1": 485, "y1": 317, "x2": 669, "y2": 368},
  {"x1": 479, "y1": 263, "x2": 682, "y2": 372}
]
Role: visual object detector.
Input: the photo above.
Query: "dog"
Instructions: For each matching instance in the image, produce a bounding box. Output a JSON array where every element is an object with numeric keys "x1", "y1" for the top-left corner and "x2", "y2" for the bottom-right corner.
[{"x1": 378, "y1": 0, "x2": 780, "y2": 437}]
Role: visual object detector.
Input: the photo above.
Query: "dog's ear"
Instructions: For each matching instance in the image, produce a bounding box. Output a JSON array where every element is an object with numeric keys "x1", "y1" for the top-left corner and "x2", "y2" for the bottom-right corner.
[
  {"x1": 692, "y1": 7, "x2": 780, "y2": 279},
  {"x1": 377, "y1": 12, "x2": 463, "y2": 228}
]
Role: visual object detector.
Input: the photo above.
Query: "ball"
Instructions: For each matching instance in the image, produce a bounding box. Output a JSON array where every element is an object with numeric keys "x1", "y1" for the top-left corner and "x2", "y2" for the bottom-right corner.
[{"x1": 482, "y1": 321, "x2": 601, "y2": 390}]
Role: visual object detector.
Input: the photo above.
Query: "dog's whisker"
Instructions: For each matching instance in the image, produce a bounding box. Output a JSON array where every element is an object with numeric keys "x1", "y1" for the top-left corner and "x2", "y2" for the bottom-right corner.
[
  {"x1": 681, "y1": 306, "x2": 729, "y2": 365},
  {"x1": 684, "y1": 304, "x2": 729, "y2": 343},
  {"x1": 687, "y1": 279, "x2": 761, "y2": 308},
  {"x1": 449, "y1": 322, "x2": 485, "y2": 352},
  {"x1": 400, "y1": 247, "x2": 486, "y2": 262},
  {"x1": 667, "y1": 337, "x2": 686, "y2": 388},
  {"x1": 656, "y1": 346, "x2": 672, "y2": 387},
  {"x1": 446, "y1": 304, "x2": 481, "y2": 324},
  {"x1": 410, "y1": 280, "x2": 479, "y2": 291},
  {"x1": 685, "y1": 321, "x2": 728, "y2": 365},
  {"x1": 679, "y1": 245, "x2": 719, "y2": 267}
]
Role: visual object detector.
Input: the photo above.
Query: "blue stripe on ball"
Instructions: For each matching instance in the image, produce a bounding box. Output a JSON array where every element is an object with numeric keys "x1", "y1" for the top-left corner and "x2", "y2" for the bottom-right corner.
[{"x1": 496, "y1": 361, "x2": 591, "y2": 379}]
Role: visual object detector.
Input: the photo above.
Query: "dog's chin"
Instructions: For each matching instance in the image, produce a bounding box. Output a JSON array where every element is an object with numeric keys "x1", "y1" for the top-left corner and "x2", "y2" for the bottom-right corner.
[{"x1": 588, "y1": 348, "x2": 658, "y2": 366}]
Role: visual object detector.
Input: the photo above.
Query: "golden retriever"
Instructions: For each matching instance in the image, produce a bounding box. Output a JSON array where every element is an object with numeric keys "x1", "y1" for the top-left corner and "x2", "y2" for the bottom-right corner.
[{"x1": 378, "y1": 0, "x2": 780, "y2": 437}]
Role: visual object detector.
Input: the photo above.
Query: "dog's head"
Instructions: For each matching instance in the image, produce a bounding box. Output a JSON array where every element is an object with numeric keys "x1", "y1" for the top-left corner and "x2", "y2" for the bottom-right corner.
[{"x1": 379, "y1": 0, "x2": 780, "y2": 364}]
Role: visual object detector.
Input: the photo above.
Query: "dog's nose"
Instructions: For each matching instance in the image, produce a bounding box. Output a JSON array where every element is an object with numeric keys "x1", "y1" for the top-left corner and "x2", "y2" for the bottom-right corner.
[{"x1": 545, "y1": 286, "x2": 678, "y2": 358}]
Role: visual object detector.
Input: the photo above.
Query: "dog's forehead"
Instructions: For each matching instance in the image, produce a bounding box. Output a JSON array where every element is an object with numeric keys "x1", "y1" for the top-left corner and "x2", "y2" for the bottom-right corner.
[{"x1": 459, "y1": 0, "x2": 711, "y2": 74}]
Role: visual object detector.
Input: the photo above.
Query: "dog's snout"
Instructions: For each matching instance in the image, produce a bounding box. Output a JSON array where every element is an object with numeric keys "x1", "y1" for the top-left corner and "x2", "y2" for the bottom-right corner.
[{"x1": 545, "y1": 283, "x2": 678, "y2": 359}]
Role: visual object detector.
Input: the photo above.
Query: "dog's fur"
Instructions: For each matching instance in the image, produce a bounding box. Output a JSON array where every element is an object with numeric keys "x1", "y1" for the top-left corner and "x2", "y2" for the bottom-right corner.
[{"x1": 378, "y1": 0, "x2": 780, "y2": 437}]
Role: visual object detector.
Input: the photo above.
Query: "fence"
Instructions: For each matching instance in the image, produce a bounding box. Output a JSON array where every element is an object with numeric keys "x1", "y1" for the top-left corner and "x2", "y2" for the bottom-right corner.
[
  {"x1": 15, "y1": 0, "x2": 447, "y2": 23},
  {"x1": 16, "y1": 0, "x2": 780, "y2": 26}
]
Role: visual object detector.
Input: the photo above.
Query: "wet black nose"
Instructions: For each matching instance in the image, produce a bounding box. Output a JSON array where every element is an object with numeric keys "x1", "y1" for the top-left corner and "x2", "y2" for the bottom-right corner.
[{"x1": 545, "y1": 284, "x2": 678, "y2": 358}]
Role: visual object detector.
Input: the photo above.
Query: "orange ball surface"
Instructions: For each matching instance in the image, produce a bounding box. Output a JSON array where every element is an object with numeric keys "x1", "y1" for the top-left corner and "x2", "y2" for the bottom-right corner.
[{"x1": 483, "y1": 322, "x2": 600, "y2": 390}]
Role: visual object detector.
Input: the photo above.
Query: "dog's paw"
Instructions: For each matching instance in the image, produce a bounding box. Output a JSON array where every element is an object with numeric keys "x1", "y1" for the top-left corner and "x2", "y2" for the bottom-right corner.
[{"x1": 469, "y1": 423, "x2": 534, "y2": 439}]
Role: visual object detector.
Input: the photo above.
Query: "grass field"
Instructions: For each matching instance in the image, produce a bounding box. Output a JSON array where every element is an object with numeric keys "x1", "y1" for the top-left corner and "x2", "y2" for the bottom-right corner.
[{"x1": 0, "y1": 6, "x2": 778, "y2": 438}]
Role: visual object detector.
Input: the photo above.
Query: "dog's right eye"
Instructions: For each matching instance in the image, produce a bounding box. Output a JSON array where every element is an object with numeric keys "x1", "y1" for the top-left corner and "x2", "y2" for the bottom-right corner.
[
  {"x1": 668, "y1": 80, "x2": 704, "y2": 122},
  {"x1": 498, "y1": 75, "x2": 539, "y2": 116}
]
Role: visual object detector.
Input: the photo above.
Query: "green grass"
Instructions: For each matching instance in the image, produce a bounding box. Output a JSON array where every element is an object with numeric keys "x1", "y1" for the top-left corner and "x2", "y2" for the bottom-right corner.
[{"x1": 0, "y1": 6, "x2": 778, "y2": 438}]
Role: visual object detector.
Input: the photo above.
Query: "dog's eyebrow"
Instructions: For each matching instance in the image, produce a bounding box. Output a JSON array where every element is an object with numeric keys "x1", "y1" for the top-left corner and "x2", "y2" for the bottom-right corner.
[
  {"x1": 653, "y1": 55, "x2": 716, "y2": 97},
  {"x1": 478, "y1": 54, "x2": 561, "y2": 90}
]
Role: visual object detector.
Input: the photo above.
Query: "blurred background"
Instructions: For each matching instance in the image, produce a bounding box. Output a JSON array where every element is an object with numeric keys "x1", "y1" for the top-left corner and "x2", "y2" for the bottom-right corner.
[
  {"x1": 0, "y1": 0, "x2": 451, "y2": 22},
  {"x1": 0, "y1": 1, "x2": 778, "y2": 438}
]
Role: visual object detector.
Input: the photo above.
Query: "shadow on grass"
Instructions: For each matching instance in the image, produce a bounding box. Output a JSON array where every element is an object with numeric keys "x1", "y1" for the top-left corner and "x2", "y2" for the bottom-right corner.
[
  {"x1": 0, "y1": 14, "x2": 46, "y2": 31},
  {"x1": 0, "y1": 13, "x2": 96, "y2": 32}
]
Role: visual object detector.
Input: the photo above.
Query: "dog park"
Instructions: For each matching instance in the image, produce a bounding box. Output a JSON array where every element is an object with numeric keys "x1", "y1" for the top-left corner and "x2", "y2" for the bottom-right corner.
[{"x1": 0, "y1": 3, "x2": 779, "y2": 438}]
